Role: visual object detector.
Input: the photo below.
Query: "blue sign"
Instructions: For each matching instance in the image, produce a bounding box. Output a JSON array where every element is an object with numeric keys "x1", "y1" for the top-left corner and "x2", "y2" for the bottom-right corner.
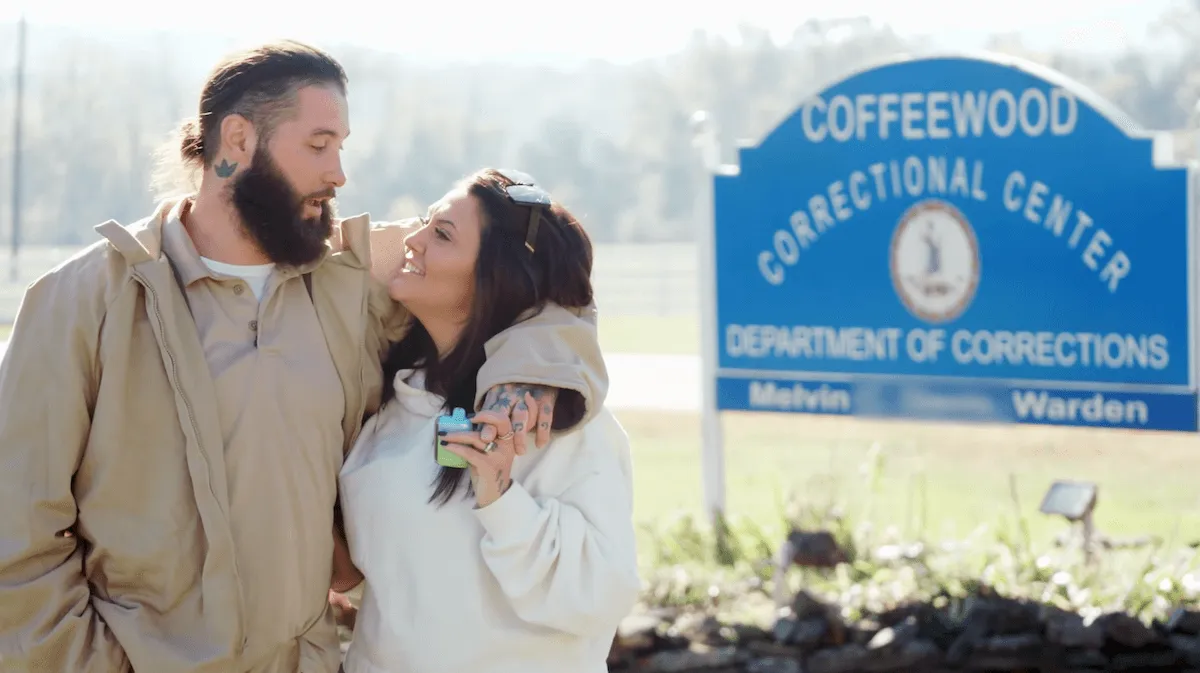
[{"x1": 712, "y1": 54, "x2": 1196, "y2": 432}]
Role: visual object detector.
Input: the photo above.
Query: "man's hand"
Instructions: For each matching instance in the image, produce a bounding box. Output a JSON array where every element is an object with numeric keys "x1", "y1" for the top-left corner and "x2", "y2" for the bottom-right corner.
[
  {"x1": 368, "y1": 223, "x2": 413, "y2": 285},
  {"x1": 478, "y1": 384, "x2": 558, "y2": 455}
]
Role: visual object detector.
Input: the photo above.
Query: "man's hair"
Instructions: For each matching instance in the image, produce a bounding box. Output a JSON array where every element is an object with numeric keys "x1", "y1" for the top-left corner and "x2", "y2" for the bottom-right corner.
[{"x1": 151, "y1": 39, "x2": 347, "y2": 198}]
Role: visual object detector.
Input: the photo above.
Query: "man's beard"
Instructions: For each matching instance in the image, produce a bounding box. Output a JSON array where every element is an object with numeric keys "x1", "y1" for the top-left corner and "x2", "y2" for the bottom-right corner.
[{"x1": 228, "y1": 148, "x2": 336, "y2": 267}]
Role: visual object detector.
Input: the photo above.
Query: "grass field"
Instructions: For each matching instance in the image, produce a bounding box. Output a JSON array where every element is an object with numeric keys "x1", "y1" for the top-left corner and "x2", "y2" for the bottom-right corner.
[
  {"x1": 616, "y1": 408, "x2": 1200, "y2": 553},
  {"x1": 598, "y1": 314, "x2": 698, "y2": 355}
]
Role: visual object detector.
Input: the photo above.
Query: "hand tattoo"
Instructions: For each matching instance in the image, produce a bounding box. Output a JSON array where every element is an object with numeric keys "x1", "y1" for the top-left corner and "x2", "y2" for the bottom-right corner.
[
  {"x1": 485, "y1": 385, "x2": 516, "y2": 413},
  {"x1": 513, "y1": 398, "x2": 528, "y2": 434}
]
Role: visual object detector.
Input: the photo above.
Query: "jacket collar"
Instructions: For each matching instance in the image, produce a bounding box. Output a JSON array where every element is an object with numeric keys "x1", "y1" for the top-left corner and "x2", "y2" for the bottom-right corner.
[{"x1": 92, "y1": 196, "x2": 373, "y2": 278}]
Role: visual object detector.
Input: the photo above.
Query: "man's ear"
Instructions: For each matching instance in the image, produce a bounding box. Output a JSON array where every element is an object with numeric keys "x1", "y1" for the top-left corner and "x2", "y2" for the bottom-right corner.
[{"x1": 213, "y1": 113, "x2": 257, "y2": 178}]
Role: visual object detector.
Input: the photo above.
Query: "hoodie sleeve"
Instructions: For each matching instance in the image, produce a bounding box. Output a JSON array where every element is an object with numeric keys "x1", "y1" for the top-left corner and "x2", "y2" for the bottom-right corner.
[{"x1": 471, "y1": 412, "x2": 640, "y2": 637}]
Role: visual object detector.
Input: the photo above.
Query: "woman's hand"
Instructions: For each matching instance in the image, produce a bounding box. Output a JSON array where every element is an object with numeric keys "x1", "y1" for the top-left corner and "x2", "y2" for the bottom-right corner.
[
  {"x1": 478, "y1": 384, "x2": 558, "y2": 454},
  {"x1": 440, "y1": 402, "x2": 528, "y2": 508}
]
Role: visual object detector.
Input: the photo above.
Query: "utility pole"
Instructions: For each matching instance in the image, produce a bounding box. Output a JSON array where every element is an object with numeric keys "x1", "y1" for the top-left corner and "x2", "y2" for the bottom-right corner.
[{"x1": 10, "y1": 13, "x2": 27, "y2": 283}]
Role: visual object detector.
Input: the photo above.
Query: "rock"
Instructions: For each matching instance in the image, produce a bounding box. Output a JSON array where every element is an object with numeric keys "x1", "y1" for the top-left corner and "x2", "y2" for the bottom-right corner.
[
  {"x1": 1168, "y1": 609, "x2": 1200, "y2": 636},
  {"x1": 771, "y1": 612, "x2": 827, "y2": 650},
  {"x1": 791, "y1": 590, "x2": 832, "y2": 620},
  {"x1": 1097, "y1": 612, "x2": 1161, "y2": 648},
  {"x1": 983, "y1": 596, "x2": 1043, "y2": 634},
  {"x1": 865, "y1": 615, "x2": 919, "y2": 652},
  {"x1": 790, "y1": 618, "x2": 828, "y2": 651},
  {"x1": 785, "y1": 529, "x2": 847, "y2": 568},
  {"x1": 746, "y1": 656, "x2": 802, "y2": 673},
  {"x1": 616, "y1": 614, "x2": 667, "y2": 652},
  {"x1": 917, "y1": 609, "x2": 960, "y2": 650},
  {"x1": 670, "y1": 612, "x2": 728, "y2": 646},
  {"x1": 727, "y1": 623, "x2": 772, "y2": 645},
  {"x1": 609, "y1": 612, "x2": 679, "y2": 669},
  {"x1": 1171, "y1": 635, "x2": 1200, "y2": 666},
  {"x1": 1045, "y1": 609, "x2": 1105, "y2": 649},
  {"x1": 1109, "y1": 650, "x2": 1182, "y2": 670},
  {"x1": 944, "y1": 603, "x2": 992, "y2": 665},
  {"x1": 850, "y1": 617, "x2": 882, "y2": 645},
  {"x1": 610, "y1": 585, "x2": 1200, "y2": 673},
  {"x1": 1063, "y1": 648, "x2": 1108, "y2": 668},
  {"x1": 876, "y1": 603, "x2": 929, "y2": 628},
  {"x1": 966, "y1": 633, "x2": 1045, "y2": 669},
  {"x1": 641, "y1": 644, "x2": 744, "y2": 672},
  {"x1": 806, "y1": 644, "x2": 868, "y2": 673},
  {"x1": 861, "y1": 638, "x2": 941, "y2": 672},
  {"x1": 745, "y1": 640, "x2": 803, "y2": 658},
  {"x1": 772, "y1": 616, "x2": 799, "y2": 644}
]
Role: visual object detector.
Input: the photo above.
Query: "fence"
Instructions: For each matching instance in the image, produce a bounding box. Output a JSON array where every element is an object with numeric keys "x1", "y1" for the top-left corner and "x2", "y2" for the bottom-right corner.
[{"x1": 0, "y1": 241, "x2": 702, "y2": 323}]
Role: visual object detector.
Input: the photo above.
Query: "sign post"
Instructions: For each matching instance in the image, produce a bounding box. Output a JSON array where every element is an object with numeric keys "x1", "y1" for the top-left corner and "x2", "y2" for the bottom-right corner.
[
  {"x1": 691, "y1": 110, "x2": 728, "y2": 522},
  {"x1": 700, "y1": 53, "x2": 1196, "y2": 518}
]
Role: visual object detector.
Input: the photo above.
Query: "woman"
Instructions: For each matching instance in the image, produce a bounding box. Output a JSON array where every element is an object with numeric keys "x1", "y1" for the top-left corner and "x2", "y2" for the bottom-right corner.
[{"x1": 336, "y1": 168, "x2": 641, "y2": 673}]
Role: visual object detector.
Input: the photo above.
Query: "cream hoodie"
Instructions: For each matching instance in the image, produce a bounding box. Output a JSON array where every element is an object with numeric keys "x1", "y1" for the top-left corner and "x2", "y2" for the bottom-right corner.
[{"x1": 338, "y1": 369, "x2": 641, "y2": 673}]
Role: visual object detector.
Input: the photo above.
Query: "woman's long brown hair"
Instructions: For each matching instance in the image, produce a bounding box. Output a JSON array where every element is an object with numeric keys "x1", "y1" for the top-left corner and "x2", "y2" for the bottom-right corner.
[{"x1": 379, "y1": 168, "x2": 595, "y2": 506}]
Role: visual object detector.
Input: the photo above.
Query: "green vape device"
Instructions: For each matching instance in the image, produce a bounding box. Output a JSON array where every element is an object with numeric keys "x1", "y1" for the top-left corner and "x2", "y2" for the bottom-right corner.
[{"x1": 435, "y1": 407, "x2": 472, "y2": 468}]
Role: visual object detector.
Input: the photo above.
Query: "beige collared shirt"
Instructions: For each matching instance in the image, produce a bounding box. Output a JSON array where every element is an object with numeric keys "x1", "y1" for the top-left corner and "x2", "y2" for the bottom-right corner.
[
  {"x1": 161, "y1": 204, "x2": 346, "y2": 670},
  {"x1": 0, "y1": 194, "x2": 608, "y2": 673}
]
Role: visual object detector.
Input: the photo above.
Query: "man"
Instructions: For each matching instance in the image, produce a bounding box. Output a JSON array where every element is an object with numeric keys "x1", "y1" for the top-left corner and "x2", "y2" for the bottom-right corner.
[{"x1": 0, "y1": 40, "x2": 607, "y2": 672}]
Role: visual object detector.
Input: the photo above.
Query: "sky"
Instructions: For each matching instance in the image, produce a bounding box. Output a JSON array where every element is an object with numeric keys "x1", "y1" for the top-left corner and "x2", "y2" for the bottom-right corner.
[{"x1": 0, "y1": 0, "x2": 1175, "y2": 64}]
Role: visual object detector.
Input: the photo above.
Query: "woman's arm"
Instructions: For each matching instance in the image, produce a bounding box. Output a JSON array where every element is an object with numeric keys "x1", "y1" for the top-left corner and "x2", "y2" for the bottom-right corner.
[{"x1": 447, "y1": 411, "x2": 641, "y2": 637}]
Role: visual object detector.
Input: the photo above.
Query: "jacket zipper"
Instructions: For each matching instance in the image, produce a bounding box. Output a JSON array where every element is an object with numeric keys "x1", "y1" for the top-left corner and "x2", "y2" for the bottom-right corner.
[{"x1": 134, "y1": 270, "x2": 247, "y2": 656}]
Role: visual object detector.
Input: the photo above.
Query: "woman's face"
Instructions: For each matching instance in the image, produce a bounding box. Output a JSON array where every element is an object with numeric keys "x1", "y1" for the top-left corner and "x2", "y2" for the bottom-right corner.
[{"x1": 387, "y1": 186, "x2": 481, "y2": 324}]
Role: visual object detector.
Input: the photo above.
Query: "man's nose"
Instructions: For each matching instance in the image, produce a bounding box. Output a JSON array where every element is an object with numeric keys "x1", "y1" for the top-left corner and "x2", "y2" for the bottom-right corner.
[{"x1": 326, "y1": 160, "x2": 347, "y2": 189}]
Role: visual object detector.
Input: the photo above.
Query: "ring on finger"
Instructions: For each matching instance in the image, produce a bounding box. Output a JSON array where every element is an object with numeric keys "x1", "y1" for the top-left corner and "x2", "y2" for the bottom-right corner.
[
  {"x1": 497, "y1": 431, "x2": 515, "y2": 441},
  {"x1": 482, "y1": 441, "x2": 497, "y2": 454}
]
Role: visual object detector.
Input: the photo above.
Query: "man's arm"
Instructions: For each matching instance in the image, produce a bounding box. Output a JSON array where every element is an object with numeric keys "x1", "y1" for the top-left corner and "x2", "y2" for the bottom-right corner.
[
  {"x1": 360, "y1": 219, "x2": 609, "y2": 435},
  {"x1": 0, "y1": 268, "x2": 130, "y2": 670},
  {"x1": 475, "y1": 302, "x2": 607, "y2": 434}
]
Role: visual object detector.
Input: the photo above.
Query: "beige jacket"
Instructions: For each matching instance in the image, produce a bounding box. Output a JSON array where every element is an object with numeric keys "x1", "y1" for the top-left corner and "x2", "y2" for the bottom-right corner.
[{"x1": 0, "y1": 200, "x2": 608, "y2": 672}]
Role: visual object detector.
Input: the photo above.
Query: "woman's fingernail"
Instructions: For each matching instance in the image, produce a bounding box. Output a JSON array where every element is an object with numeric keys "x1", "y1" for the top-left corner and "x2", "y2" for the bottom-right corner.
[
  {"x1": 439, "y1": 440, "x2": 448, "y2": 446},
  {"x1": 437, "y1": 430, "x2": 447, "y2": 436}
]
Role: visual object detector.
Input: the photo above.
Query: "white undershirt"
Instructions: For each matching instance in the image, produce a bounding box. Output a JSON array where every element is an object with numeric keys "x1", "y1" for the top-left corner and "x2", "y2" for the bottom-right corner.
[
  {"x1": 200, "y1": 257, "x2": 275, "y2": 300},
  {"x1": 338, "y1": 369, "x2": 642, "y2": 673}
]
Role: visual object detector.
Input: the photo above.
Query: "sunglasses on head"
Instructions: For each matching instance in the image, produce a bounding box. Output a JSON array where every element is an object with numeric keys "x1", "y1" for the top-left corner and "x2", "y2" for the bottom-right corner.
[{"x1": 495, "y1": 168, "x2": 552, "y2": 254}]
